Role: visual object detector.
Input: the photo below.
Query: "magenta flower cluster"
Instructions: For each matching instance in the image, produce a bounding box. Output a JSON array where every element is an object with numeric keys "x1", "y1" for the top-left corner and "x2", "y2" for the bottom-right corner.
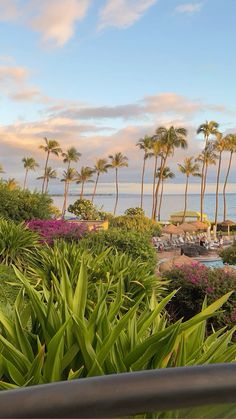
[{"x1": 27, "y1": 219, "x2": 87, "y2": 245}]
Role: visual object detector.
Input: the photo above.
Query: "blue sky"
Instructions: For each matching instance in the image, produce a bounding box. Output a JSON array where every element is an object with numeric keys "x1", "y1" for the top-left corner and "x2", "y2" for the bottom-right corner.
[{"x1": 0, "y1": 0, "x2": 236, "y2": 191}]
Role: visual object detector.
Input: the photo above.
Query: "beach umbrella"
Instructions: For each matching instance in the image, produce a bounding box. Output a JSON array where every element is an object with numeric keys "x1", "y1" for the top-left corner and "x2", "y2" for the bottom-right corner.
[
  {"x1": 179, "y1": 222, "x2": 196, "y2": 233},
  {"x1": 159, "y1": 254, "x2": 196, "y2": 273},
  {"x1": 162, "y1": 224, "x2": 184, "y2": 238},
  {"x1": 220, "y1": 219, "x2": 235, "y2": 236},
  {"x1": 191, "y1": 221, "x2": 208, "y2": 231}
]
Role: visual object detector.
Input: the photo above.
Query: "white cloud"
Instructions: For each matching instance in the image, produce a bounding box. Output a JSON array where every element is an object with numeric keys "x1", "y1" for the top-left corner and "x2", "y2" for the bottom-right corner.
[
  {"x1": 28, "y1": 0, "x2": 91, "y2": 47},
  {"x1": 98, "y1": 0, "x2": 157, "y2": 30},
  {"x1": 0, "y1": 0, "x2": 20, "y2": 21},
  {"x1": 175, "y1": 2, "x2": 202, "y2": 14}
]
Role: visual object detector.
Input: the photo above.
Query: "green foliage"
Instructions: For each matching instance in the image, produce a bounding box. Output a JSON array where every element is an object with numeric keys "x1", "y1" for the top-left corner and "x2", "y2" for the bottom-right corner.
[
  {"x1": 110, "y1": 215, "x2": 161, "y2": 237},
  {"x1": 0, "y1": 218, "x2": 40, "y2": 266},
  {"x1": 68, "y1": 199, "x2": 106, "y2": 220},
  {"x1": 124, "y1": 207, "x2": 145, "y2": 216},
  {"x1": 80, "y1": 229, "x2": 157, "y2": 271},
  {"x1": 220, "y1": 242, "x2": 236, "y2": 265},
  {"x1": 0, "y1": 182, "x2": 57, "y2": 221},
  {"x1": 164, "y1": 263, "x2": 236, "y2": 329},
  {"x1": 0, "y1": 265, "x2": 20, "y2": 315},
  {"x1": 27, "y1": 241, "x2": 162, "y2": 305},
  {"x1": 0, "y1": 260, "x2": 235, "y2": 389}
]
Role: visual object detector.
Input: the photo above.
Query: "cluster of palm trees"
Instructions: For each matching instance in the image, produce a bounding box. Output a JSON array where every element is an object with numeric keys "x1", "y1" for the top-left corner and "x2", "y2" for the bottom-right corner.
[
  {"x1": 0, "y1": 121, "x2": 236, "y2": 223},
  {"x1": 137, "y1": 123, "x2": 236, "y2": 224},
  {"x1": 0, "y1": 138, "x2": 129, "y2": 216}
]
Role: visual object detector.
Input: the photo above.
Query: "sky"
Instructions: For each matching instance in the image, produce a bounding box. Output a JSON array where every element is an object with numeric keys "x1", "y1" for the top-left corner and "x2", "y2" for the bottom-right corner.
[{"x1": 0, "y1": 0, "x2": 236, "y2": 193}]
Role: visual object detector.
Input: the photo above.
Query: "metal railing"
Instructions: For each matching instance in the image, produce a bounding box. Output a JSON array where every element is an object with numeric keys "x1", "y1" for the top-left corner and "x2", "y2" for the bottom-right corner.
[{"x1": 0, "y1": 363, "x2": 236, "y2": 418}]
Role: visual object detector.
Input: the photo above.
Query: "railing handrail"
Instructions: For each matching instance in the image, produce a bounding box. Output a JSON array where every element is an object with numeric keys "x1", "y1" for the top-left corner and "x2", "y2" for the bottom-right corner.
[{"x1": 0, "y1": 363, "x2": 236, "y2": 418}]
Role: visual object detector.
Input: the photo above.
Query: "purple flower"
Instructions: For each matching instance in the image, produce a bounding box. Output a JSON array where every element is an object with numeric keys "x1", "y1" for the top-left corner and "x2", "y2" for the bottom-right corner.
[{"x1": 26, "y1": 219, "x2": 87, "y2": 245}]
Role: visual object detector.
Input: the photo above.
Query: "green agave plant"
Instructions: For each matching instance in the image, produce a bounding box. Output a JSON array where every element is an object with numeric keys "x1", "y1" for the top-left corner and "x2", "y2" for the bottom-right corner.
[{"x1": 0, "y1": 259, "x2": 235, "y2": 392}]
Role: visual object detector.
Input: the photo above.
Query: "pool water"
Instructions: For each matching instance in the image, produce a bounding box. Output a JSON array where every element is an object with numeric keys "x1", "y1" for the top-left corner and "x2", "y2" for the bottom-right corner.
[{"x1": 201, "y1": 259, "x2": 236, "y2": 269}]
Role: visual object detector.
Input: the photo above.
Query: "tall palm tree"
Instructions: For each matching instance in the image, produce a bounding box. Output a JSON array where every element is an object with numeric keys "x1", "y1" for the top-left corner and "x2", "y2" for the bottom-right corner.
[
  {"x1": 92, "y1": 158, "x2": 110, "y2": 202},
  {"x1": 152, "y1": 126, "x2": 188, "y2": 220},
  {"x1": 39, "y1": 137, "x2": 62, "y2": 193},
  {"x1": 22, "y1": 157, "x2": 39, "y2": 190},
  {"x1": 156, "y1": 166, "x2": 175, "y2": 222},
  {"x1": 214, "y1": 133, "x2": 227, "y2": 228},
  {"x1": 61, "y1": 168, "x2": 77, "y2": 217},
  {"x1": 37, "y1": 167, "x2": 57, "y2": 193},
  {"x1": 62, "y1": 147, "x2": 81, "y2": 170},
  {"x1": 149, "y1": 137, "x2": 163, "y2": 215},
  {"x1": 178, "y1": 157, "x2": 201, "y2": 222},
  {"x1": 4, "y1": 178, "x2": 18, "y2": 190},
  {"x1": 109, "y1": 153, "x2": 128, "y2": 215},
  {"x1": 223, "y1": 133, "x2": 236, "y2": 221},
  {"x1": 196, "y1": 143, "x2": 217, "y2": 198},
  {"x1": 136, "y1": 136, "x2": 152, "y2": 209},
  {"x1": 197, "y1": 121, "x2": 219, "y2": 220},
  {"x1": 75, "y1": 166, "x2": 94, "y2": 199}
]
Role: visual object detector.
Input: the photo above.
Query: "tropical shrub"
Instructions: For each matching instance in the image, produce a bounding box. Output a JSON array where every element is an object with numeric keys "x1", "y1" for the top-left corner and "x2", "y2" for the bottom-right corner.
[
  {"x1": 164, "y1": 263, "x2": 236, "y2": 329},
  {"x1": 0, "y1": 181, "x2": 57, "y2": 221},
  {"x1": 0, "y1": 265, "x2": 20, "y2": 315},
  {"x1": 27, "y1": 220, "x2": 87, "y2": 245},
  {"x1": 27, "y1": 241, "x2": 162, "y2": 305},
  {"x1": 79, "y1": 229, "x2": 157, "y2": 271},
  {"x1": 124, "y1": 207, "x2": 145, "y2": 216},
  {"x1": 0, "y1": 218, "x2": 40, "y2": 266},
  {"x1": 0, "y1": 261, "x2": 235, "y2": 389},
  {"x1": 110, "y1": 215, "x2": 161, "y2": 237},
  {"x1": 68, "y1": 199, "x2": 106, "y2": 220},
  {"x1": 220, "y1": 242, "x2": 236, "y2": 265}
]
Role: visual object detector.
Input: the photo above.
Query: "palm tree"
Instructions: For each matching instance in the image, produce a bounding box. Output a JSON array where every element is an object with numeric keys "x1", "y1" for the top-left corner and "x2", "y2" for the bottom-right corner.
[
  {"x1": 75, "y1": 166, "x2": 94, "y2": 199},
  {"x1": 109, "y1": 153, "x2": 128, "y2": 215},
  {"x1": 223, "y1": 134, "x2": 236, "y2": 221},
  {"x1": 152, "y1": 126, "x2": 188, "y2": 220},
  {"x1": 197, "y1": 121, "x2": 219, "y2": 220},
  {"x1": 149, "y1": 137, "x2": 163, "y2": 215},
  {"x1": 61, "y1": 168, "x2": 77, "y2": 217},
  {"x1": 214, "y1": 133, "x2": 227, "y2": 228},
  {"x1": 0, "y1": 165, "x2": 4, "y2": 174},
  {"x1": 156, "y1": 166, "x2": 175, "y2": 222},
  {"x1": 4, "y1": 178, "x2": 18, "y2": 190},
  {"x1": 92, "y1": 158, "x2": 110, "y2": 202},
  {"x1": 178, "y1": 157, "x2": 201, "y2": 222},
  {"x1": 136, "y1": 136, "x2": 152, "y2": 209},
  {"x1": 37, "y1": 167, "x2": 57, "y2": 193},
  {"x1": 39, "y1": 137, "x2": 62, "y2": 193},
  {"x1": 22, "y1": 157, "x2": 39, "y2": 190},
  {"x1": 62, "y1": 147, "x2": 81, "y2": 170},
  {"x1": 196, "y1": 143, "x2": 217, "y2": 198}
]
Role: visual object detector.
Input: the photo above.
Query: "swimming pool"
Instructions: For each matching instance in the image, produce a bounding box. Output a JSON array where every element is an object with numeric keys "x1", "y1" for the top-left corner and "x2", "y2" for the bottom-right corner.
[{"x1": 200, "y1": 259, "x2": 236, "y2": 269}]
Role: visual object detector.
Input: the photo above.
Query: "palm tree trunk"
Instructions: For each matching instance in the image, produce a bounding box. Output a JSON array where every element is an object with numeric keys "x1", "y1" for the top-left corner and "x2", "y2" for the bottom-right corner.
[
  {"x1": 157, "y1": 180, "x2": 164, "y2": 222},
  {"x1": 214, "y1": 151, "x2": 222, "y2": 229},
  {"x1": 182, "y1": 176, "x2": 189, "y2": 223},
  {"x1": 114, "y1": 168, "x2": 119, "y2": 215},
  {"x1": 203, "y1": 162, "x2": 208, "y2": 197},
  {"x1": 223, "y1": 151, "x2": 233, "y2": 221},
  {"x1": 80, "y1": 182, "x2": 84, "y2": 199},
  {"x1": 153, "y1": 155, "x2": 167, "y2": 220},
  {"x1": 200, "y1": 159, "x2": 205, "y2": 221},
  {"x1": 45, "y1": 178, "x2": 49, "y2": 193},
  {"x1": 92, "y1": 173, "x2": 99, "y2": 203},
  {"x1": 23, "y1": 169, "x2": 28, "y2": 190},
  {"x1": 42, "y1": 152, "x2": 50, "y2": 193},
  {"x1": 152, "y1": 156, "x2": 158, "y2": 216},
  {"x1": 61, "y1": 181, "x2": 68, "y2": 218},
  {"x1": 140, "y1": 156, "x2": 146, "y2": 209}
]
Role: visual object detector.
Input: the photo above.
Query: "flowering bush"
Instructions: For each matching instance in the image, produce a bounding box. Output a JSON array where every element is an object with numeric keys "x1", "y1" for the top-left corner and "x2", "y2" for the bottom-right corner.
[
  {"x1": 27, "y1": 219, "x2": 87, "y2": 245},
  {"x1": 164, "y1": 263, "x2": 236, "y2": 329}
]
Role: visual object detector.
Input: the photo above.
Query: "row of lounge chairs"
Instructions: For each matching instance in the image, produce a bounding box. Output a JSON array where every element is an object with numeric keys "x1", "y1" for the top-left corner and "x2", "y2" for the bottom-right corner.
[{"x1": 152, "y1": 234, "x2": 234, "y2": 252}]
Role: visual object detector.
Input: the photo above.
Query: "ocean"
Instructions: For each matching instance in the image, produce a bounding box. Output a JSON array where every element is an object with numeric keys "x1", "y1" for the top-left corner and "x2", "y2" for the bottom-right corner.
[{"x1": 52, "y1": 193, "x2": 236, "y2": 222}]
